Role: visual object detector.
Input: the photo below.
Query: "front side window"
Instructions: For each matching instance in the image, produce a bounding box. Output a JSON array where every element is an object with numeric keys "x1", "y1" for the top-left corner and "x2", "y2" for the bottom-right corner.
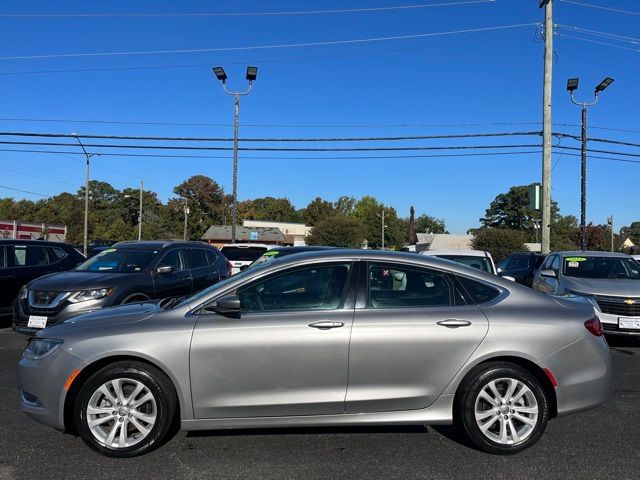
[
  {"x1": 184, "y1": 249, "x2": 208, "y2": 269},
  {"x1": 550, "y1": 255, "x2": 561, "y2": 273},
  {"x1": 13, "y1": 245, "x2": 50, "y2": 267},
  {"x1": 368, "y1": 263, "x2": 452, "y2": 309},
  {"x1": 157, "y1": 250, "x2": 183, "y2": 271},
  {"x1": 75, "y1": 248, "x2": 155, "y2": 273},
  {"x1": 0, "y1": 246, "x2": 6, "y2": 269},
  {"x1": 563, "y1": 256, "x2": 640, "y2": 280},
  {"x1": 237, "y1": 264, "x2": 351, "y2": 313}
]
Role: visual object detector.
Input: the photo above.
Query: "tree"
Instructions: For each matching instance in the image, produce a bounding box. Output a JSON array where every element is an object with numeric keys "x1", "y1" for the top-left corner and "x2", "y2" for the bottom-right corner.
[
  {"x1": 551, "y1": 214, "x2": 579, "y2": 251},
  {"x1": 306, "y1": 216, "x2": 366, "y2": 248},
  {"x1": 173, "y1": 175, "x2": 229, "y2": 239},
  {"x1": 620, "y1": 221, "x2": 640, "y2": 245},
  {"x1": 301, "y1": 197, "x2": 335, "y2": 226},
  {"x1": 241, "y1": 197, "x2": 299, "y2": 222},
  {"x1": 573, "y1": 222, "x2": 608, "y2": 251},
  {"x1": 480, "y1": 185, "x2": 540, "y2": 234},
  {"x1": 471, "y1": 228, "x2": 528, "y2": 262},
  {"x1": 414, "y1": 214, "x2": 446, "y2": 234},
  {"x1": 353, "y1": 196, "x2": 404, "y2": 249},
  {"x1": 334, "y1": 196, "x2": 357, "y2": 216}
]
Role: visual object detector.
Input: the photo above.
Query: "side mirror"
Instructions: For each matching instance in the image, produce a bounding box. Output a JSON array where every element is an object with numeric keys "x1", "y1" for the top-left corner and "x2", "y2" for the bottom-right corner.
[
  {"x1": 156, "y1": 265, "x2": 173, "y2": 274},
  {"x1": 540, "y1": 269, "x2": 557, "y2": 279},
  {"x1": 497, "y1": 267, "x2": 503, "y2": 274},
  {"x1": 204, "y1": 295, "x2": 241, "y2": 315},
  {"x1": 502, "y1": 275, "x2": 516, "y2": 282}
]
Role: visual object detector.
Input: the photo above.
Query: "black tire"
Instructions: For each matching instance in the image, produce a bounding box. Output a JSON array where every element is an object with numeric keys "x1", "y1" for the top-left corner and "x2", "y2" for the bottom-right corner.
[
  {"x1": 455, "y1": 362, "x2": 549, "y2": 455},
  {"x1": 74, "y1": 361, "x2": 177, "y2": 458}
]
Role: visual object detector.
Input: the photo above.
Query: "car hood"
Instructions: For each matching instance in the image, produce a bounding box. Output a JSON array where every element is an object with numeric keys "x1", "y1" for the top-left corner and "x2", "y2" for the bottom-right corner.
[
  {"x1": 564, "y1": 277, "x2": 640, "y2": 297},
  {"x1": 39, "y1": 301, "x2": 160, "y2": 336},
  {"x1": 27, "y1": 270, "x2": 143, "y2": 291}
]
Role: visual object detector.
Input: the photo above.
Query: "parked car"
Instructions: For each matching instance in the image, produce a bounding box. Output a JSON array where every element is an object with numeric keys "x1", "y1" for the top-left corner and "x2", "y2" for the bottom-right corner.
[
  {"x1": 220, "y1": 243, "x2": 274, "y2": 274},
  {"x1": 631, "y1": 254, "x2": 640, "y2": 263},
  {"x1": 419, "y1": 249, "x2": 498, "y2": 274},
  {"x1": 247, "y1": 245, "x2": 338, "y2": 269},
  {"x1": 532, "y1": 251, "x2": 640, "y2": 335},
  {"x1": 17, "y1": 250, "x2": 610, "y2": 457},
  {"x1": 12, "y1": 241, "x2": 229, "y2": 334},
  {"x1": 0, "y1": 240, "x2": 85, "y2": 318},
  {"x1": 497, "y1": 252, "x2": 546, "y2": 287}
]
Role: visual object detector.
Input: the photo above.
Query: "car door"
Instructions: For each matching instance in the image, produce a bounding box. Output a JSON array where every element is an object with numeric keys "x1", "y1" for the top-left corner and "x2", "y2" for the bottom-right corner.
[
  {"x1": 190, "y1": 261, "x2": 357, "y2": 418},
  {"x1": 534, "y1": 254, "x2": 561, "y2": 294},
  {"x1": 345, "y1": 261, "x2": 489, "y2": 413},
  {"x1": 152, "y1": 249, "x2": 192, "y2": 298},
  {"x1": 0, "y1": 245, "x2": 13, "y2": 311},
  {"x1": 185, "y1": 248, "x2": 219, "y2": 293},
  {"x1": 11, "y1": 244, "x2": 55, "y2": 292}
]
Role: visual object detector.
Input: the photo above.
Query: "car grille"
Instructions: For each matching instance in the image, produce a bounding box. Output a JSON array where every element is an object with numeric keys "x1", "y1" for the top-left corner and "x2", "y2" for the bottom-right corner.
[{"x1": 596, "y1": 295, "x2": 640, "y2": 317}]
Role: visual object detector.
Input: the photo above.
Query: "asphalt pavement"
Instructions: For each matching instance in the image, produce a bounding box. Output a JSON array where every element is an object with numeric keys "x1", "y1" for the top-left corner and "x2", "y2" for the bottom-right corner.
[{"x1": 0, "y1": 327, "x2": 639, "y2": 480}]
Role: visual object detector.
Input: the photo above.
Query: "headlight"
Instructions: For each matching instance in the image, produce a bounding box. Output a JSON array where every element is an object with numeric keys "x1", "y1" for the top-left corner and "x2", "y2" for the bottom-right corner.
[
  {"x1": 68, "y1": 288, "x2": 113, "y2": 303},
  {"x1": 19, "y1": 285, "x2": 28, "y2": 300},
  {"x1": 24, "y1": 338, "x2": 63, "y2": 360}
]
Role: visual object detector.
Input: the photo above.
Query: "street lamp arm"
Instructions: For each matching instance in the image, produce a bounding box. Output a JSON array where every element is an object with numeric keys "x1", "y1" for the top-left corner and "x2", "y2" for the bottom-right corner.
[
  {"x1": 569, "y1": 91, "x2": 599, "y2": 108},
  {"x1": 222, "y1": 81, "x2": 253, "y2": 97}
]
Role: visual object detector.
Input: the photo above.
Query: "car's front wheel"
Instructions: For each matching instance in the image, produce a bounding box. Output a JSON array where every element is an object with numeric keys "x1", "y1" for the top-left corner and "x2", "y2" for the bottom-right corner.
[
  {"x1": 74, "y1": 361, "x2": 177, "y2": 457},
  {"x1": 456, "y1": 362, "x2": 549, "y2": 454}
]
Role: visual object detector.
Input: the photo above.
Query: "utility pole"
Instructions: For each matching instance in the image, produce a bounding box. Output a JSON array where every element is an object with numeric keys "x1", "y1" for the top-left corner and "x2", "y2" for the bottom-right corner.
[
  {"x1": 567, "y1": 76, "x2": 614, "y2": 250},
  {"x1": 540, "y1": 0, "x2": 553, "y2": 255},
  {"x1": 212, "y1": 66, "x2": 258, "y2": 244},
  {"x1": 381, "y1": 210, "x2": 385, "y2": 251},
  {"x1": 138, "y1": 180, "x2": 143, "y2": 241},
  {"x1": 608, "y1": 215, "x2": 614, "y2": 252},
  {"x1": 73, "y1": 134, "x2": 96, "y2": 257},
  {"x1": 183, "y1": 198, "x2": 189, "y2": 241}
]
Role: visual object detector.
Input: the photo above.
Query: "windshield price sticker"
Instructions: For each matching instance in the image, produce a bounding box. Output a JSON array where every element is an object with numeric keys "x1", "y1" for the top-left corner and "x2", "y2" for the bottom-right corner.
[
  {"x1": 565, "y1": 257, "x2": 587, "y2": 262},
  {"x1": 568, "y1": 261, "x2": 579, "y2": 268}
]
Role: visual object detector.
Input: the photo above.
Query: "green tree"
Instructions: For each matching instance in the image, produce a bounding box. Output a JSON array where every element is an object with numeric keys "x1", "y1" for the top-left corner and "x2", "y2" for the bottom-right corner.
[
  {"x1": 242, "y1": 196, "x2": 299, "y2": 222},
  {"x1": 620, "y1": 221, "x2": 640, "y2": 245},
  {"x1": 354, "y1": 196, "x2": 404, "y2": 249},
  {"x1": 173, "y1": 175, "x2": 229, "y2": 239},
  {"x1": 301, "y1": 197, "x2": 335, "y2": 226},
  {"x1": 334, "y1": 196, "x2": 357, "y2": 216},
  {"x1": 471, "y1": 228, "x2": 528, "y2": 262},
  {"x1": 306, "y1": 216, "x2": 366, "y2": 248}
]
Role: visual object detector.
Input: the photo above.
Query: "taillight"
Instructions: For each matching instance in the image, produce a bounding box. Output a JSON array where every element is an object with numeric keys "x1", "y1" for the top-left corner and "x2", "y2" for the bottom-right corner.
[{"x1": 584, "y1": 316, "x2": 603, "y2": 337}]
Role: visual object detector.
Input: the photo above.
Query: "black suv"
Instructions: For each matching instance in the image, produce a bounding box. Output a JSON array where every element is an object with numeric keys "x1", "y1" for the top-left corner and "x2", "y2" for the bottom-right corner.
[
  {"x1": 496, "y1": 252, "x2": 546, "y2": 287},
  {"x1": 13, "y1": 240, "x2": 230, "y2": 334},
  {"x1": 0, "y1": 240, "x2": 85, "y2": 320}
]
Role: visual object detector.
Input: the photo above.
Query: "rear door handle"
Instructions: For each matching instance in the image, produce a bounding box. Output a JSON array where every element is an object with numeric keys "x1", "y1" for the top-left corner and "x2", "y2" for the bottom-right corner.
[
  {"x1": 437, "y1": 319, "x2": 472, "y2": 328},
  {"x1": 308, "y1": 321, "x2": 345, "y2": 330}
]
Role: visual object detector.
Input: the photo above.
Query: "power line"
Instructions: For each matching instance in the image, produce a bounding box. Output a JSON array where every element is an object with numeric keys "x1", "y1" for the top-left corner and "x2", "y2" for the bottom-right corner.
[
  {"x1": 559, "y1": 0, "x2": 640, "y2": 17},
  {"x1": 0, "y1": 184, "x2": 50, "y2": 197},
  {"x1": 557, "y1": 33, "x2": 640, "y2": 53},
  {"x1": 558, "y1": 24, "x2": 640, "y2": 44},
  {"x1": 0, "y1": 23, "x2": 538, "y2": 61},
  {"x1": 0, "y1": 1, "x2": 495, "y2": 18},
  {"x1": 0, "y1": 130, "x2": 542, "y2": 143}
]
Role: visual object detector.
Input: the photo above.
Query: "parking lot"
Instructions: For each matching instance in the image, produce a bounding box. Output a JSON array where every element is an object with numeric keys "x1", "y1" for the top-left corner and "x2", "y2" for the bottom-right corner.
[{"x1": 0, "y1": 328, "x2": 637, "y2": 480}]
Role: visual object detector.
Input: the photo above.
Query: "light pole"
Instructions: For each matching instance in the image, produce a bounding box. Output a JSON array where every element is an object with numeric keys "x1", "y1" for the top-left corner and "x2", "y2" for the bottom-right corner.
[
  {"x1": 183, "y1": 197, "x2": 189, "y2": 240},
  {"x1": 73, "y1": 134, "x2": 98, "y2": 257},
  {"x1": 377, "y1": 210, "x2": 387, "y2": 250},
  {"x1": 212, "y1": 66, "x2": 258, "y2": 244},
  {"x1": 567, "y1": 76, "x2": 614, "y2": 251},
  {"x1": 607, "y1": 215, "x2": 614, "y2": 252},
  {"x1": 124, "y1": 180, "x2": 143, "y2": 241}
]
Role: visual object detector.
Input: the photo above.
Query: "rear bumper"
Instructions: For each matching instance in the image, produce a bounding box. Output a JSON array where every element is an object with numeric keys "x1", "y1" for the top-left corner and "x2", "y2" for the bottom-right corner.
[{"x1": 540, "y1": 335, "x2": 612, "y2": 416}]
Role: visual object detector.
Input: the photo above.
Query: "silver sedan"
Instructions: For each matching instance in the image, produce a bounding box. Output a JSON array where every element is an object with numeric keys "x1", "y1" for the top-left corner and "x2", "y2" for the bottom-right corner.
[{"x1": 17, "y1": 250, "x2": 611, "y2": 457}]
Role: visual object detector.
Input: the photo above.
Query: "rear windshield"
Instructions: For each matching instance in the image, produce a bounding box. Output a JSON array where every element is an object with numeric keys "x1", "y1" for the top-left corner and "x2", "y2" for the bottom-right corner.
[
  {"x1": 221, "y1": 246, "x2": 269, "y2": 262},
  {"x1": 75, "y1": 248, "x2": 156, "y2": 273},
  {"x1": 563, "y1": 256, "x2": 640, "y2": 280},
  {"x1": 435, "y1": 255, "x2": 492, "y2": 273}
]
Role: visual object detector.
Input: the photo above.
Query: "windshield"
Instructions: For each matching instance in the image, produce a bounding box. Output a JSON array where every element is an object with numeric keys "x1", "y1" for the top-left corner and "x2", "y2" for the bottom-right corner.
[
  {"x1": 221, "y1": 246, "x2": 269, "y2": 262},
  {"x1": 435, "y1": 255, "x2": 492, "y2": 273},
  {"x1": 563, "y1": 256, "x2": 640, "y2": 280},
  {"x1": 250, "y1": 250, "x2": 283, "y2": 267},
  {"x1": 75, "y1": 248, "x2": 156, "y2": 273}
]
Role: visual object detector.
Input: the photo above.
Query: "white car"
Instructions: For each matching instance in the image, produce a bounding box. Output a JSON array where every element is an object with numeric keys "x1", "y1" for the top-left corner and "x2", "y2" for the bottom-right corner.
[
  {"x1": 419, "y1": 249, "x2": 498, "y2": 275},
  {"x1": 220, "y1": 244, "x2": 274, "y2": 275},
  {"x1": 631, "y1": 254, "x2": 640, "y2": 263}
]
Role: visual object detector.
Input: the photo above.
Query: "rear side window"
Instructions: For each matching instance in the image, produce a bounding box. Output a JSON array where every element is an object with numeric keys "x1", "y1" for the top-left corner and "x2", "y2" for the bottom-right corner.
[
  {"x1": 13, "y1": 245, "x2": 50, "y2": 266},
  {"x1": 184, "y1": 249, "x2": 208, "y2": 269},
  {"x1": 157, "y1": 250, "x2": 183, "y2": 271},
  {"x1": 205, "y1": 250, "x2": 219, "y2": 266},
  {"x1": 0, "y1": 246, "x2": 6, "y2": 268},
  {"x1": 458, "y1": 276, "x2": 501, "y2": 304},
  {"x1": 48, "y1": 246, "x2": 68, "y2": 261},
  {"x1": 508, "y1": 256, "x2": 529, "y2": 270}
]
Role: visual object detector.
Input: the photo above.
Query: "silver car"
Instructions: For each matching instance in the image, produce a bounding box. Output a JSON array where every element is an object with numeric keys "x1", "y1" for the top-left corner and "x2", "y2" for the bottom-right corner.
[
  {"x1": 532, "y1": 251, "x2": 640, "y2": 335},
  {"x1": 17, "y1": 250, "x2": 611, "y2": 458}
]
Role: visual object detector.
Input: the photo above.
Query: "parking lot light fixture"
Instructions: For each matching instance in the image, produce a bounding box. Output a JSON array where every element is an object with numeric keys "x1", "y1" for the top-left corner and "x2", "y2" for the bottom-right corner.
[
  {"x1": 595, "y1": 77, "x2": 614, "y2": 94},
  {"x1": 566, "y1": 78, "x2": 579, "y2": 92},
  {"x1": 211, "y1": 66, "x2": 258, "y2": 243}
]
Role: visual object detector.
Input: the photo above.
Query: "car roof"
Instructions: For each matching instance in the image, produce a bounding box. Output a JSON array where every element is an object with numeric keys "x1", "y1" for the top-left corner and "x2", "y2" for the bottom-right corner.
[
  {"x1": 221, "y1": 243, "x2": 273, "y2": 248},
  {"x1": 554, "y1": 250, "x2": 631, "y2": 258},
  {"x1": 0, "y1": 239, "x2": 75, "y2": 247},
  {"x1": 111, "y1": 240, "x2": 212, "y2": 250},
  {"x1": 419, "y1": 249, "x2": 492, "y2": 258},
  {"x1": 267, "y1": 246, "x2": 338, "y2": 254}
]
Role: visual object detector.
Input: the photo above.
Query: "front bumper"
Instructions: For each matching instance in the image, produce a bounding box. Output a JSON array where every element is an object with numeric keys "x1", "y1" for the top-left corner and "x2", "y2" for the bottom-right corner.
[
  {"x1": 599, "y1": 311, "x2": 640, "y2": 336},
  {"x1": 16, "y1": 346, "x2": 88, "y2": 431},
  {"x1": 12, "y1": 296, "x2": 111, "y2": 335}
]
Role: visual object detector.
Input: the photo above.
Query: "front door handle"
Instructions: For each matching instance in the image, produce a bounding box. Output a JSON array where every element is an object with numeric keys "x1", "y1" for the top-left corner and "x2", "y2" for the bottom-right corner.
[
  {"x1": 308, "y1": 321, "x2": 345, "y2": 330},
  {"x1": 437, "y1": 319, "x2": 472, "y2": 328}
]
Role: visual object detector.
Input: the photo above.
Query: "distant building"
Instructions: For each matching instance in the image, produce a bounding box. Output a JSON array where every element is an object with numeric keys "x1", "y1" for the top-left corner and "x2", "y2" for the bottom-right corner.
[
  {"x1": 413, "y1": 233, "x2": 474, "y2": 252},
  {"x1": 201, "y1": 225, "x2": 285, "y2": 248},
  {"x1": 524, "y1": 242, "x2": 542, "y2": 253},
  {"x1": 0, "y1": 219, "x2": 66, "y2": 242},
  {"x1": 242, "y1": 220, "x2": 311, "y2": 246}
]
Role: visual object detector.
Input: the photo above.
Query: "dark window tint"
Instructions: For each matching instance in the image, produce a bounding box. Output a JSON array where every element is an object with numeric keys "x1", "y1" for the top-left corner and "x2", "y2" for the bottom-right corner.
[
  {"x1": 157, "y1": 250, "x2": 183, "y2": 271},
  {"x1": 435, "y1": 255, "x2": 492, "y2": 273},
  {"x1": 238, "y1": 264, "x2": 350, "y2": 313},
  {"x1": 221, "y1": 246, "x2": 268, "y2": 262},
  {"x1": 540, "y1": 255, "x2": 554, "y2": 271},
  {"x1": 458, "y1": 276, "x2": 501, "y2": 304},
  {"x1": 0, "y1": 246, "x2": 6, "y2": 268},
  {"x1": 48, "y1": 246, "x2": 67, "y2": 261},
  {"x1": 368, "y1": 264, "x2": 451, "y2": 308},
  {"x1": 562, "y1": 256, "x2": 640, "y2": 280},
  {"x1": 76, "y1": 249, "x2": 155, "y2": 272},
  {"x1": 550, "y1": 255, "x2": 561, "y2": 273},
  {"x1": 184, "y1": 249, "x2": 208, "y2": 269},
  {"x1": 533, "y1": 256, "x2": 545, "y2": 268},
  {"x1": 508, "y1": 256, "x2": 529, "y2": 270},
  {"x1": 13, "y1": 245, "x2": 50, "y2": 266},
  {"x1": 205, "y1": 250, "x2": 219, "y2": 266}
]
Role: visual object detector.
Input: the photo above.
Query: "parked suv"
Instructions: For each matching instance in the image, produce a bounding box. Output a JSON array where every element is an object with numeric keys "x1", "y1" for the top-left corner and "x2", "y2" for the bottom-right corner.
[
  {"x1": 0, "y1": 240, "x2": 85, "y2": 318},
  {"x1": 221, "y1": 243, "x2": 273, "y2": 274},
  {"x1": 532, "y1": 251, "x2": 640, "y2": 335},
  {"x1": 497, "y1": 252, "x2": 546, "y2": 287},
  {"x1": 13, "y1": 241, "x2": 229, "y2": 334}
]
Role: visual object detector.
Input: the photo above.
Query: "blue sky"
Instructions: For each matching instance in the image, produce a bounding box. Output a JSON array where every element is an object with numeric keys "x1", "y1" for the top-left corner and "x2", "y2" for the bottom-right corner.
[{"x1": 0, "y1": 0, "x2": 638, "y2": 233}]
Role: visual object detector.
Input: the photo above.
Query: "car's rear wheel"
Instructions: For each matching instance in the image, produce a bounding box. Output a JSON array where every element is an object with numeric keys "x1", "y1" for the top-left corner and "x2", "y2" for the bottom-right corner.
[
  {"x1": 456, "y1": 362, "x2": 549, "y2": 454},
  {"x1": 74, "y1": 361, "x2": 177, "y2": 458}
]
